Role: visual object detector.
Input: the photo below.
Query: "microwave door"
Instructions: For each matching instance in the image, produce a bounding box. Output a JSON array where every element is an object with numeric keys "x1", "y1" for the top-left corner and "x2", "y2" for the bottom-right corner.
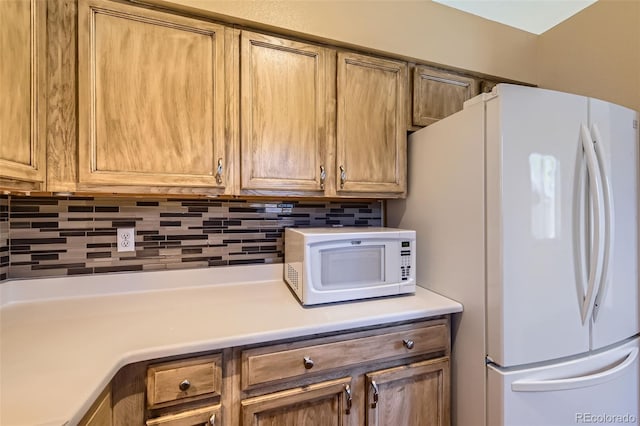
[{"x1": 309, "y1": 240, "x2": 400, "y2": 290}]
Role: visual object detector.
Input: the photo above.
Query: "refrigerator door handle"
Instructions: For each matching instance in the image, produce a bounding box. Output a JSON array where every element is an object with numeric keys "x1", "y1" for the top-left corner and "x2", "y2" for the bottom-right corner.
[
  {"x1": 579, "y1": 124, "x2": 605, "y2": 324},
  {"x1": 511, "y1": 347, "x2": 638, "y2": 392},
  {"x1": 590, "y1": 123, "x2": 614, "y2": 321}
]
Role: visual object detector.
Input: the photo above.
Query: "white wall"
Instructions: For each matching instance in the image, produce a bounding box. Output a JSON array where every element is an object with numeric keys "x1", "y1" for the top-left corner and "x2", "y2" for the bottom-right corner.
[{"x1": 537, "y1": 0, "x2": 640, "y2": 111}]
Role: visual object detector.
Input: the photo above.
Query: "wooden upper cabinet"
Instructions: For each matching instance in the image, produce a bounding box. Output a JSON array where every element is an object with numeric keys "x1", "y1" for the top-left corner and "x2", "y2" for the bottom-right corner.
[
  {"x1": 77, "y1": 0, "x2": 229, "y2": 193},
  {"x1": 480, "y1": 79, "x2": 499, "y2": 94},
  {"x1": 336, "y1": 52, "x2": 407, "y2": 197},
  {"x1": 366, "y1": 358, "x2": 450, "y2": 426},
  {"x1": 0, "y1": 0, "x2": 46, "y2": 190},
  {"x1": 412, "y1": 66, "x2": 478, "y2": 127},
  {"x1": 240, "y1": 31, "x2": 332, "y2": 195}
]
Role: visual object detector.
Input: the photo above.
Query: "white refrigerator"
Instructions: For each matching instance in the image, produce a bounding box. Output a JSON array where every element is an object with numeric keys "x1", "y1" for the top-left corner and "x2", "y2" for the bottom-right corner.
[{"x1": 388, "y1": 84, "x2": 640, "y2": 426}]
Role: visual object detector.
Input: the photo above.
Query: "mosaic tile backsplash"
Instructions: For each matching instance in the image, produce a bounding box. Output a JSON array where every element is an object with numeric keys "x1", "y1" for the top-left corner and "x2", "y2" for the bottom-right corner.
[
  {"x1": 1, "y1": 196, "x2": 382, "y2": 280},
  {"x1": 0, "y1": 196, "x2": 8, "y2": 281}
]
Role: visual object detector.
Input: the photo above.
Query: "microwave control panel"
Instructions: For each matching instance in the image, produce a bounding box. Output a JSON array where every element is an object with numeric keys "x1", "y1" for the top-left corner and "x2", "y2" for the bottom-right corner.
[{"x1": 400, "y1": 240, "x2": 412, "y2": 281}]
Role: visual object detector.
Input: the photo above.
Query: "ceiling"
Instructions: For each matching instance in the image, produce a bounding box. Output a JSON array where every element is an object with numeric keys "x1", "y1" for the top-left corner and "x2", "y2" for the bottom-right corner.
[{"x1": 432, "y1": 0, "x2": 598, "y2": 34}]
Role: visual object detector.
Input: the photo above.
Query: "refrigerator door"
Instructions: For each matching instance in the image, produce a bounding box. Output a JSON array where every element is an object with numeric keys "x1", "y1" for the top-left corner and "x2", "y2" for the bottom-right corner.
[
  {"x1": 486, "y1": 85, "x2": 591, "y2": 367},
  {"x1": 487, "y1": 337, "x2": 639, "y2": 426},
  {"x1": 588, "y1": 99, "x2": 639, "y2": 349}
]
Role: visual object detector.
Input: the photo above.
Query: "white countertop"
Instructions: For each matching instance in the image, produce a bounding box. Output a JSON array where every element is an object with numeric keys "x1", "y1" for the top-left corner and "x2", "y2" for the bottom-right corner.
[{"x1": 0, "y1": 265, "x2": 462, "y2": 426}]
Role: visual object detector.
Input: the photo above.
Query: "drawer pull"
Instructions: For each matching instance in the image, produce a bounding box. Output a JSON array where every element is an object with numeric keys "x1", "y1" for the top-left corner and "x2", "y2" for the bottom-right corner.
[
  {"x1": 403, "y1": 339, "x2": 415, "y2": 349},
  {"x1": 209, "y1": 413, "x2": 216, "y2": 425},
  {"x1": 179, "y1": 379, "x2": 191, "y2": 391},
  {"x1": 370, "y1": 380, "x2": 379, "y2": 408},
  {"x1": 344, "y1": 384, "x2": 352, "y2": 414},
  {"x1": 303, "y1": 356, "x2": 314, "y2": 369}
]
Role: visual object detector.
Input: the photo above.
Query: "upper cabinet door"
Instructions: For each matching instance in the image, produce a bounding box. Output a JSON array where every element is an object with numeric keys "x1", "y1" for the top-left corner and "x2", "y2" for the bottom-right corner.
[
  {"x1": 336, "y1": 52, "x2": 407, "y2": 196},
  {"x1": 240, "y1": 31, "x2": 332, "y2": 195},
  {"x1": 78, "y1": 0, "x2": 228, "y2": 192},
  {"x1": 412, "y1": 66, "x2": 478, "y2": 127},
  {"x1": 0, "y1": 0, "x2": 46, "y2": 190}
]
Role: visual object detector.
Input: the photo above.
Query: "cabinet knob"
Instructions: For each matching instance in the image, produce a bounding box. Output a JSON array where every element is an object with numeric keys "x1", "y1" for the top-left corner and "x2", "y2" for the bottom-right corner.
[
  {"x1": 209, "y1": 413, "x2": 216, "y2": 425},
  {"x1": 403, "y1": 339, "x2": 415, "y2": 350},
  {"x1": 339, "y1": 165, "x2": 346, "y2": 189},
  {"x1": 303, "y1": 356, "x2": 314, "y2": 369},
  {"x1": 179, "y1": 379, "x2": 191, "y2": 391}
]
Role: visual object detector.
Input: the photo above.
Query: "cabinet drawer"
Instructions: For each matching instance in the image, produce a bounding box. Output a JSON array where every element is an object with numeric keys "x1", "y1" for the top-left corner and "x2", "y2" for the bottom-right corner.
[
  {"x1": 147, "y1": 354, "x2": 222, "y2": 408},
  {"x1": 146, "y1": 404, "x2": 220, "y2": 426},
  {"x1": 242, "y1": 321, "x2": 448, "y2": 389}
]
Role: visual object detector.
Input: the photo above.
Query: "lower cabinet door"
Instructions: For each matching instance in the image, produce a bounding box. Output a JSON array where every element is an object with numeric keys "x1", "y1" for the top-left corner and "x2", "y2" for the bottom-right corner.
[
  {"x1": 146, "y1": 404, "x2": 220, "y2": 426},
  {"x1": 242, "y1": 377, "x2": 354, "y2": 426},
  {"x1": 79, "y1": 388, "x2": 112, "y2": 426},
  {"x1": 366, "y1": 357, "x2": 450, "y2": 426}
]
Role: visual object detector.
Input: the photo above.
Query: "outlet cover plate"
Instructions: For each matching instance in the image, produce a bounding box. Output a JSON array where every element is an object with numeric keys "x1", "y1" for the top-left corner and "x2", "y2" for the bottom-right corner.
[{"x1": 117, "y1": 228, "x2": 135, "y2": 252}]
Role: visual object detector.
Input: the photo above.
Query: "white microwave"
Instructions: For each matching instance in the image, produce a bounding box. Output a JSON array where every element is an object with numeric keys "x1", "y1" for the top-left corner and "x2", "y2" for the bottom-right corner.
[{"x1": 284, "y1": 227, "x2": 416, "y2": 305}]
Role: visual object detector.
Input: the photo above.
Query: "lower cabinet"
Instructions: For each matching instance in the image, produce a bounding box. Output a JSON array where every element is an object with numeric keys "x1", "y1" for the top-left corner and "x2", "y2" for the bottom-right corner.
[
  {"x1": 241, "y1": 377, "x2": 354, "y2": 426},
  {"x1": 80, "y1": 388, "x2": 113, "y2": 426},
  {"x1": 83, "y1": 318, "x2": 451, "y2": 426},
  {"x1": 366, "y1": 358, "x2": 450, "y2": 426},
  {"x1": 241, "y1": 359, "x2": 450, "y2": 426}
]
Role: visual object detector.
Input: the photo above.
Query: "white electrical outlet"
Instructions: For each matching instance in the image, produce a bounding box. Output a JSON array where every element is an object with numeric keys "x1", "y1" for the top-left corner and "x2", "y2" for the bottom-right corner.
[{"x1": 117, "y1": 228, "x2": 136, "y2": 252}]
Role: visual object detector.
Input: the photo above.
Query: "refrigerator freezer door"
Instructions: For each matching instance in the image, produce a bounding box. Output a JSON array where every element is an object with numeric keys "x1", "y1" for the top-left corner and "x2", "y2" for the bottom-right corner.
[
  {"x1": 589, "y1": 99, "x2": 639, "y2": 349},
  {"x1": 487, "y1": 337, "x2": 639, "y2": 426},
  {"x1": 486, "y1": 85, "x2": 591, "y2": 367}
]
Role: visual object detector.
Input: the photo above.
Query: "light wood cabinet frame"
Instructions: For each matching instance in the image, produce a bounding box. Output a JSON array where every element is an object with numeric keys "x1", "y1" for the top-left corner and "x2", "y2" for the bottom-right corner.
[
  {"x1": 0, "y1": 0, "x2": 47, "y2": 190},
  {"x1": 39, "y1": 0, "x2": 414, "y2": 198},
  {"x1": 11, "y1": 0, "x2": 513, "y2": 197}
]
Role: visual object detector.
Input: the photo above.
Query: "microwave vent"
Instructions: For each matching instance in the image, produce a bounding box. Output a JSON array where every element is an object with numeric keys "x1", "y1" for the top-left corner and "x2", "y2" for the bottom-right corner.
[{"x1": 287, "y1": 263, "x2": 299, "y2": 291}]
